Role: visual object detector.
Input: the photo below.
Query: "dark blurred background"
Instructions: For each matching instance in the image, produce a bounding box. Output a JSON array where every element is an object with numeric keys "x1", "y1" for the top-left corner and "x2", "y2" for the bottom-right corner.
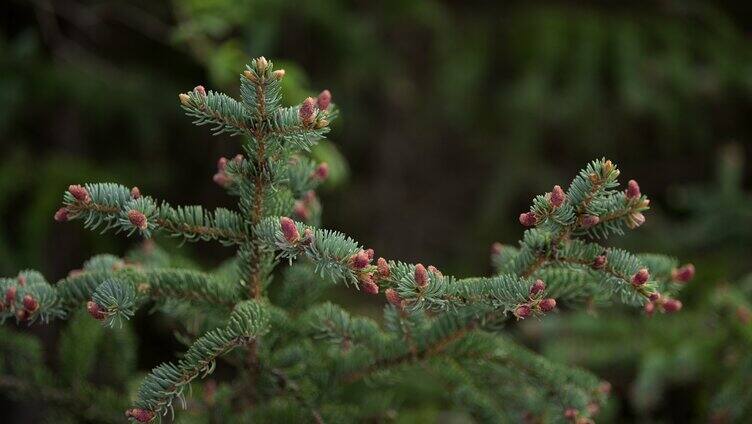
[{"x1": 2, "y1": 0, "x2": 752, "y2": 422}]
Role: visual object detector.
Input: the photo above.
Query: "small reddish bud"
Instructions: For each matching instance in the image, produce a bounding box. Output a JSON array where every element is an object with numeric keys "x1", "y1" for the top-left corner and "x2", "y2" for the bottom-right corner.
[
  {"x1": 385, "y1": 288, "x2": 401, "y2": 307},
  {"x1": 17, "y1": 274, "x2": 26, "y2": 286},
  {"x1": 550, "y1": 185, "x2": 566, "y2": 208},
  {"x1": 587, "y1": 402, "x2": 600, "y2": 416},
  {"x1": 351, "y1": 250, "x2": 370, "y2": 269},
  {"x1": 626, "y1": 179, "x2": 641, "y2": 199},
  {"x1": 22, "y1": 295, "x2": 38, "y2": 313},
  {"x1": 427, "y1": 265, "x2": 443, "y2": 278},
  {"x1": 87, "y1": 301, "x2": 106, "y2": 320},
  {"x1": 519, "y1": 212, "x2": 537, "y2": 227},
  {"x1": 644, "y1": 302, "x2": 655, "y2": 315},
  {"x1": 365, "y1": 249, "x2": 375, "y2": 260},
  {"x1": 127, "y1": 210, "x2": 148, "y2": 231},
  {"x1": 130, "y1": 186, "x2": 141, "y2": 199},
  {"x1": 530, "y1": 279, "x2": 546, "y2": 296},
  {"x1": 233, "y1": 154, "x2": 244, "y2": 165},
  {"x1": 125, "y1": 408, "x2": 155, "y2": 423},
  {"x1": 539, "y1": 298, "x2": 557, "y2": 312},
  {"x1": 313, "y1": 163, "x2": 329, "y2": 181},
  {"x1": 414, "y1": 264, "x2": 429, "y2": 288},
  {"x1": 54, "y1": 207, "x2": 70, "y2": 222},
  {"x1": 514, "y1": 304, "x2": 532, "y2": 319},
  {"x1": 592, "y1": 255, "x2": 607, "y2": 269},
  {"x1": 627, "y1": 212, "x2": 646, "y2": 229},
  {"x1": 490, "y1": 242, "x2": 503, "y2": 256},
  {"x1": 672, "y1": 264, "x2": 695, "y2": 283},
  {"x1": 317, "y1": 89, "x2": 332, "y2": 110},
  {"x1": 217, "y1": 157, "x2": 228, "y2": 171},
  {"x1": 377, "y1": 257, "x2": 390, "y2": 278},
  {"x1": 280, "y1": 217, "x2": 300, "y2": 243},
  {"x1": 193, "y1": 85, "x2": 206, "y2": 96},
  {"x1": 299, "y1": 97, "x2": 316, "y2": 124},
  {"x1": 564, "y1": 408, "x2": 578, "y2": 420},
  {"x1": 631, "y1": 268, "x2": 649, "y2": 286},
  {"x1": 361, "y1": 277, "x2": 379, "y2": 295},
  {"x1": 213, "y1": 172, "x2": 232, "y2": 188},
  {"x1": 648, "y1": 292, "x2": 661, "y2": 302},
  {"x1": 5, "y1": 286, "x2": 17, "y2": 305},
  {"x1": 293, "y1": 201, "x2": 310, "y2": 220},
  {"x1": 68, "y1": 184, "x2": 90, "y2": 203},
  {"x1": 598, "y1": 381, "x2": 612, "y2": 395},
  {"x1": 663, "y1": 299, "x2": 682, "y2": 313},
  {"x1": 580, "y1": 214, "x2": 600, "y2": 229}
]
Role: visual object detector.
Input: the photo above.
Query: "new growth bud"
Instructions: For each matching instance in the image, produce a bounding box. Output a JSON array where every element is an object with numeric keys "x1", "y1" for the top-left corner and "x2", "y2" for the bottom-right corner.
[
  {"x1": 377, "y1": 257, "x2": 391, "y2": 278},
  {"x1": 514, "y1": 304, "x2": 531, "y2": 319},
  {"x1": 87, "y1": 301, "x2": 106, "y2": 320},
  {"x1": 280, "y1": 217, "x2": 300, "y2": 243},
  {"x1": 627, "y1": 212, "x2": 645, "y2": 229},
  {"x1": 529, "y1": 279, "x2": 546, "y2": 296},
  {"x1": 22, "y1": 295, "x2": 38, "y2": 313},
  {"x1": 519, "y1": 212, "x2": 537, "y2": 227},
  {"x1": 5, "y1": 286, "x2": 17, "y2": 305},
  {"x1": 385, "y1": 288, "x2": 402, "y2": 308},
  {"x1": 672, "y1": 264, "x2": 695, "y2": 283},
  {"x1": 130, "y1": 186, "x2": 141, "y2": 199},
  {"x1": 427, "y1": 265, "x2": 443, "y2": 278},
  {"x1": 193, "y1": 85, "x2": 206, "y2": 97},
  {"x1": 626, "y1": 179, "x2": 641, "y2": 199},
  {"x1": 127, "y1": 210, "x2": 148, "y2": 231},
  {"x1": 663, "y1": 299, "x2": 682, "y2": 313},
  {"x1": 273, "y1": 69, "x2": 285, "y2": 80},
  {"x1": 256, "y1": 56, "x2": 268, "y2": 73},
  {"x1": 299, "y1": 97, "x2": 316, "y2": 125},
  {"x1": 68, "y1": 185, "x2": 90, "y2": 203},
  {"x1": 317, "y1": 90, "x2": 332, "y2": 110},
  {"x1": 179, "y1": 93, "x2": 191, "y2": 105},
  {"x1": 592, "y1": 255, "x2": 607, "y2": 269},
  {"x1": 351, "y1": 250, "x2": 370, "y2": 269},
  {"x1": 631, "y1": 268, "x2": 649, "y2": 286},
  {"x1": 580, "y1": 214, "x2": 600, "y2": 229},
  {"x1": 360, "y1": 276, "x2": 379, "y2": 294},
  {"x1": 125, "y1": 408, "x2": 155, "y2": 423},
  {"x1": 539, "y1": 298, "x2": 557, "y2": 312},
  {"x1": 54, "y1": 207, "x2": 69, "y2": 222},
  {"x1": 313, "y1": 163, "x2": 329, "y2": 181},
  {"x1": 414, "y1": 264, "x2": 429, "y2": 288},
  {"x1": 550, "y1": 185, "x2": 566, "y2": 208}
]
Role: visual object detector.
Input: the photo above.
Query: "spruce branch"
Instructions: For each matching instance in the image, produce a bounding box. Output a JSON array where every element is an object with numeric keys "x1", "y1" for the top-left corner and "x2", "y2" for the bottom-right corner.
[
  {"x1": 128, "y1": 300, "x2": 270, "y2": 422},
  {"x1": 57, "y1": 183, "x2": 247, "y2": 244}
]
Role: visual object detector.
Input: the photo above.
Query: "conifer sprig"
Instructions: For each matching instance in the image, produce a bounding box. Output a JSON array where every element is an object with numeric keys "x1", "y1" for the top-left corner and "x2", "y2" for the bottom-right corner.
[{"x1": 0, "y1": 58, "x2": 694, "y2": 423}]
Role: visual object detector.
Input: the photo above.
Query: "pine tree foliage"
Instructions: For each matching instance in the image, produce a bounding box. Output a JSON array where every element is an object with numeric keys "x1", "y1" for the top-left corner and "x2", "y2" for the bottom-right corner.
[{"x1": 0, "y1": 58, "x2": 694, "y2": 423}]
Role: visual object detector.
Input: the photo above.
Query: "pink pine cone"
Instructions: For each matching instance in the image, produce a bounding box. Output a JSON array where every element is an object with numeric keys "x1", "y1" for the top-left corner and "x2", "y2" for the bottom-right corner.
[
  {"x1": 672, "y1": 264, "x2": 695, "y2": 283},
  {"x1": 54, "y1": 207, "x2": 70, "y2": 222},
  {"x1": 414, "y1": 264, "x2": 429, "y2": 288},
  {"x1": 631, "y1": 268, "x2": 650, "y2": 286},
  {"x1": 280, "y1": 217, "x2": 300, "y2": 243},
  {"x1": 299, "y1": 97, "x2": 316, "y2": 124},
  {"x1": 317, "y1": 89, "x2": 332, "y2": 110},
  {"x1": 626, "y1": 179, "x2": 641, "y2": 199},
  {"x1": 128, "y1": 210, "x2": 148, "y2": 230},
  {"x1": 529, "y1": 279, "x2": 546, "y2": 296},
  {"x1": 68, "y1": 184, "x2": 90, "y2": 203},
  {"x1": 519, "y1": 212, "x2": 537, "y2": 227},
  {"x1": 550, "y1": 185, "x2": 566, "y2": 208}
]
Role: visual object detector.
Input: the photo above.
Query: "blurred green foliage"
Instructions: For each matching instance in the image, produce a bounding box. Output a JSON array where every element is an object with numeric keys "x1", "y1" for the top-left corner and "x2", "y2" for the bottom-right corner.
[{"x1": 1, "y1": 0, "x2": 751, "y2": 422}]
